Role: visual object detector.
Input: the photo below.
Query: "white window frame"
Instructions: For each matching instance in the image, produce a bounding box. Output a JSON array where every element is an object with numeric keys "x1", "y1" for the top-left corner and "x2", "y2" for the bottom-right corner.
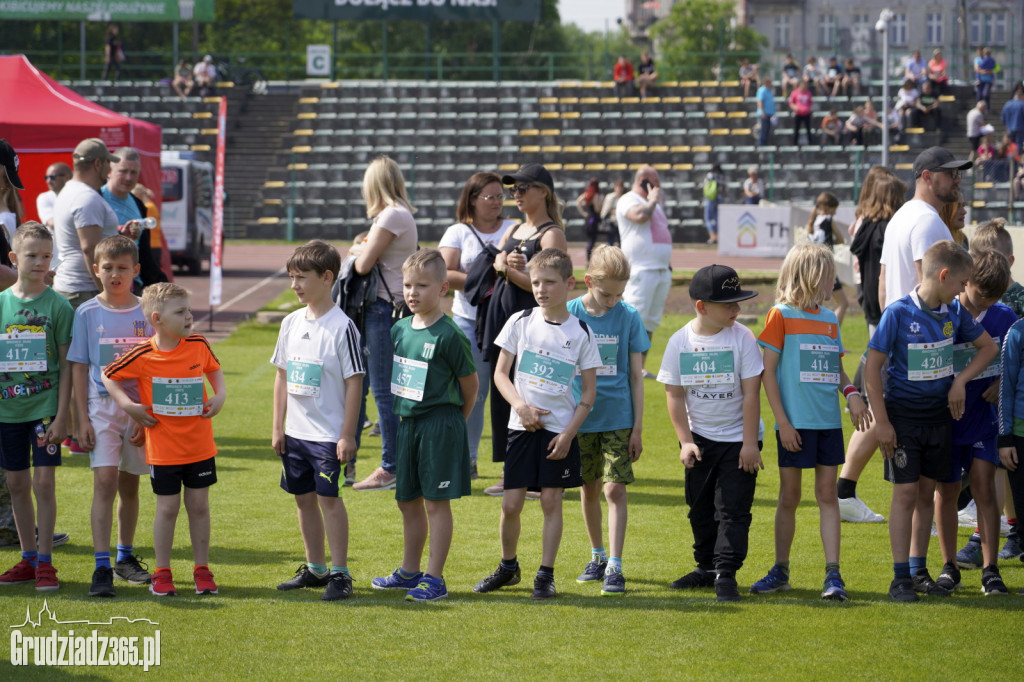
[
  {"x1": 926, "y1": 13, "x2": 943, "y2": 46},
  {"x1": 818, "y1": 14, "x2": 836, "y2": 49},
  {"x1": 773, "y1": 14, "x2": 791, "y2": 49},
  {"x1": 890, "y1": 13, "x2": 908, "y2": 47}
]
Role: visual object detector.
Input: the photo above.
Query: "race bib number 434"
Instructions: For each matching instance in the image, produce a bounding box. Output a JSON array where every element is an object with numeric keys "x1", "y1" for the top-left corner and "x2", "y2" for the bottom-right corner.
[{"x1": 151, "y1": 377, "x2": 204, "y2": 416}]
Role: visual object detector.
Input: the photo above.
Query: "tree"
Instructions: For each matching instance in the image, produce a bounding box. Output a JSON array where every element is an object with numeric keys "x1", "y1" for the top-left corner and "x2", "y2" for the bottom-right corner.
[{"x1": 648, "y1": 0, "x2": 767, "y2": 81}]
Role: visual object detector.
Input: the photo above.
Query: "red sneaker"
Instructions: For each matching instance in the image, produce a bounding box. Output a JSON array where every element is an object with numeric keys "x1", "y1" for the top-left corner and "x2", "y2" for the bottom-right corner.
[
  {"x1": 0, "y1": 559, "x2": 35, "y2": 585},
  {"x1": 194, "y1": 565, "x2": 218, "y2": 595},
  {"x1": 150, "y1": 568, "x2": 176, "y2": 597},
  {"x1": 35, "y1": 562, "x2": 59, "y2": 592}
]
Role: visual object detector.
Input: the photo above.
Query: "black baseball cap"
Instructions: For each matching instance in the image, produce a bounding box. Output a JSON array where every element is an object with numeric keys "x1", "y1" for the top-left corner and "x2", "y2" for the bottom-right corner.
[
  {"x1": 689, "y1": 264, "x2": 758, "y2": 304},
  {"x1": 501, "y1": 164, "x2": 555, "y2": 194},
  {"x1": 0, "y1": 139, "x2": 24, "y2": 190},
  {"x1": 912, "y1": 146, "x2": 972, "y2": 178}
]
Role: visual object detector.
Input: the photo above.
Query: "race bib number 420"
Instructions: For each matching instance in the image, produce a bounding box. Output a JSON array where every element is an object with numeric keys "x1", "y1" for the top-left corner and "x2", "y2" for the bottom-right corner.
[
  {"x1": 151, "y1": 377, "x2": 204, "y2": 416},
  {"x1": 907, "y1": 338, "x2": 953, "y2": 381}
]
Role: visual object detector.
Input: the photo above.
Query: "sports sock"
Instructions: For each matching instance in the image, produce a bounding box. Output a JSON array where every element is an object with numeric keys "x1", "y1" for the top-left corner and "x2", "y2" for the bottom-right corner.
[
  {"x1": 591, "y1": 546, "x2": 607, "y2": 563},
  {"x1": 331, "y1": 565, "x2": 350, "y2": 576},
  {"x1": 37, "y1": 553, "x2": 52, "y2": 565},
  {"x1": 775, "y1": 560, "x2": 790, "y2": 578},
  {"x1": 116, "y1": 544, "x2": 133, "y2": 563},
  {"x1": 22, "y1": 550, "x2": 38, "y2": 567},
  {"x1": 95, "y1": 552, "x2": 112, "y2": 570},
  {"x1": 909, "y1": 556, "x2": 926, "y2": 574},
  {"x1": 308, "y1": 562, "x2": 328, "y2": 577},
  {"x1": 893, "y1": 562, "x2": 911, "y2": 579},
  {"x1": 397, "y1": 567, "x2": 420, "y2": 579},
  {"x1": 607, "y1": 557, "x2": 622, "y2": 572},
  {"x1": 538, "y1": 565, "x2": 554, "y2": 578},
  {"x1": 500, "y1": 557, "x2": 518, "y2": 571},
  {"x1": 836, "y1": 477, "x2": 857, "y2": 500},
  {"x1": 968, "y1": 532, "x2": 981, "y2": 544},
  {"x1": 825, "y1": 562, "x2": 840, "y2": 574}
]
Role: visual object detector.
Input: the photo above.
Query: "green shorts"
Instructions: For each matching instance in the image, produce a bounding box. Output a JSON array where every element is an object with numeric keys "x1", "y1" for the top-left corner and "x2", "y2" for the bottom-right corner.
[
  {"x1": 577, "y1": 428, "x2": 635, "y2": 485},
  {"x1": 395, "y1": 405, "x2": 472, "y2": 502}
]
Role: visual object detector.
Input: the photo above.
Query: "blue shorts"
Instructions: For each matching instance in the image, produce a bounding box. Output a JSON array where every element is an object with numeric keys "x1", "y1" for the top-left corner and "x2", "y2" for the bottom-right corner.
[
  {"x1": 0, "y1": 419, "x2": 61, "y2": 471},
  {"x1": 279, "y1": 435, "x2": 341, "y2": 498},
  {"x1": 941, "y1": 438, "x2": 999, "y2": 483},
  {"x1": 776, "y1": 427, "x2": 845, "y2": 469}
]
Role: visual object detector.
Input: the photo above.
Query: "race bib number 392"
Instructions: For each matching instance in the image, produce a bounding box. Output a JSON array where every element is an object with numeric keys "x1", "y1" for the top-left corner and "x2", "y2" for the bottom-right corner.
[{"x1": 519, "y1": 349, "x2": 575, "y2": 395}]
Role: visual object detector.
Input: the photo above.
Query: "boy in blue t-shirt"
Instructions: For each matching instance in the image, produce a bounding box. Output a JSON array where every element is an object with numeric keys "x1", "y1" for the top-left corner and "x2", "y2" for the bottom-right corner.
[
  {"x1": 932, "y1": 251, "x2": 1015, "y2": 595},
  {"x1": 68, "y1": 236, "x2": 154, "y2": 597},
  {"x1": 867, "y1": 241, "x2": 996, "y2": 602},
  {"x1": 566, "y1": 245, "x2": 649, "y2": 596}
]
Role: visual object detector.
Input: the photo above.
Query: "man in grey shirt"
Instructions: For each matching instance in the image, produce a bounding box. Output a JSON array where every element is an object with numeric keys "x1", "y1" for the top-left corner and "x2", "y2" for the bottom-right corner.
[{"x1": 52, "y1": 139, "x2": 120, "y2": 309}]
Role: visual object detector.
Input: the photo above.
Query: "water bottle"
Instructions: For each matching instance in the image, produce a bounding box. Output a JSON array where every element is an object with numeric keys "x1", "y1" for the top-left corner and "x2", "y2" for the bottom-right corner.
[{"x1": 139, "y1": 217, "x2": 157, "y2": 230}]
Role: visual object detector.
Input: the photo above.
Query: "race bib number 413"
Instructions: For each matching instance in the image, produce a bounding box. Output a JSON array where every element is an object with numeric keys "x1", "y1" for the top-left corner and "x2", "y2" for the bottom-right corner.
[{"x1": 151, "y1": 377, "x2": 204, "y2": 416}]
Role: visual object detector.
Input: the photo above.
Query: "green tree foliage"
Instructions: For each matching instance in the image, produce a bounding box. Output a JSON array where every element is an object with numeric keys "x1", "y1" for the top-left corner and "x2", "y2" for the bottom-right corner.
[{"x1": 649, "y1": 0, "x2": 767, "y2": 81}]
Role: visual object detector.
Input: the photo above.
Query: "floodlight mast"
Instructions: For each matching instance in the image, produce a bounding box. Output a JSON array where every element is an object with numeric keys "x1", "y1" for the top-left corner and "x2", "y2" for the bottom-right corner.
[{"x1": 877, "y1": 9, "x2": 894, "y2": 167}]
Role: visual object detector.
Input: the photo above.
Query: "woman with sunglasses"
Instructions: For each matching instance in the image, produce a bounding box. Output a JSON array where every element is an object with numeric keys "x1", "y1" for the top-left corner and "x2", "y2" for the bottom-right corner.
[
  {"x1": 481, "y1": 164, "x2": 568, "y2": 495},
  {"x1": 439, "y1": 172, "x2": 517, "y2": 479},
  {"x1": 349, "y1": 156, "x2": 419, "y2": 492}
]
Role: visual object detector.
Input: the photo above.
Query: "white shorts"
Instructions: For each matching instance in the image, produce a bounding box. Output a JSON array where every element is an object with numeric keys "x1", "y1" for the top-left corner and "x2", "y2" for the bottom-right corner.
[
  {"x1": 87, "y1": 395, "x2": 148, "y2": 475},
  {"x1": 624, "y1": 267, "x2": 671, "y2": 332}
]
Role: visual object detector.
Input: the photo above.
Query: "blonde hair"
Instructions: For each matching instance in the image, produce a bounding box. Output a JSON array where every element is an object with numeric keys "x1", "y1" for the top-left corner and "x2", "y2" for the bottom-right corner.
[
  {"x1": 775, "y1": 243, "x2": 835, "y2": 309},
  {"x1": 537, "y1": 183, "x2": 565, "y2": 229},
  {"x1": 939, "y1": 192, "x2": 966, "y2": 246},
  {"x1": 528, "y1": 247, "x2": 574, "y2": 280},
  {"x1": 94, "y1": 234, "x2": 139, "y2": 265},
  {"x1": 141, "y1": 282, "x2": 190, "y2": 318},
  {"x1": 587, "y1": 244, "x2": 630, "y2": 281},
  {"x1": 970, "y1": 218, "x2": 1012, "y2": 255},
  {"x1": 362, "y1": 155, "x2": 416, "y2": 218},
  {"x1": 11, "y1": 221, "x2": 51, "y2": 250},
  {"x1": 401, "y1": 247, "x2": 447, "y2": 283}
]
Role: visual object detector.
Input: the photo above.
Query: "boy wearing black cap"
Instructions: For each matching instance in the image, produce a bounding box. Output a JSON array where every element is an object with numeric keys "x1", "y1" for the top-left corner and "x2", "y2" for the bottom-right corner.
[{"x1": 658, "y1": 264, "x2": 764, "y2": 602}]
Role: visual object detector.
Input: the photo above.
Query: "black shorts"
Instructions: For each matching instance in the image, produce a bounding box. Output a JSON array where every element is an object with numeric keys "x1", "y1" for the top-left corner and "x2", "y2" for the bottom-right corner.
[
  {"x1": 280, "y1": 435, "x2": 341, "y2": 497},
  {"x1": 0, "y1": 419, "x2": 61, "y2": 471},
  {"x1": 150, "y1": 456, "x2": 217, "y2": 495},
  {"x1": 884, "y1": 419, "x2": 952, "y2": 485},
  {"x1": 505, "y1": 429, "x2": 583, "y2": 490},
  {"x1": 776, "y1": 428, "x2": 845, "y2": 469}
]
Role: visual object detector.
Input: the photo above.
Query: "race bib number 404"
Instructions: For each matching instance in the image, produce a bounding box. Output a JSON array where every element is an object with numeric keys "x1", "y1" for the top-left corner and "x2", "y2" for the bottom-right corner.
[
  {"x1": 519, "y1": 349, "x2": 575, "y2": 395},
  {"x1": 907, "y1": 337, "x2": 954, "y2": 381},
  {"x1": 151, "y1": 377, "x2": 204, "y2": 416},
  {"x1": 678, "y1": 347, "x2": 734, "y2": 385},
  {"x1": 0, "y1": 331, "x2": 47, "y2": 372}
]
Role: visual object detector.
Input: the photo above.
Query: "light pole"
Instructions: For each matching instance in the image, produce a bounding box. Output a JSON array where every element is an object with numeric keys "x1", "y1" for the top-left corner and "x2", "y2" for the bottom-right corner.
[{"x1": 876, "y1": 9, "x2": 894, "y2": 167}]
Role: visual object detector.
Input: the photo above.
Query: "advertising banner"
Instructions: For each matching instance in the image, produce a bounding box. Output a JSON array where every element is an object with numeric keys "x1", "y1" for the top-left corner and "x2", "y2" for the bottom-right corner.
[
  {"x1": 293, "y1": 0, "x2": 541, "y2": 22},
  {"x1": 209, "y1": 96, "x2": 226, "y2": 308},
  {"x1": 717, "y1": 204, "x2": 794, "y2": 258},
  {"x1": 0, "y1": 0, "x2": 214, "y2": 22}
]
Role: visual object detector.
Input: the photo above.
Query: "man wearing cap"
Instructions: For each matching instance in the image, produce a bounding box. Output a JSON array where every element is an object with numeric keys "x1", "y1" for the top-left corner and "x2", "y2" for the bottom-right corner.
[
  {"x1": 36, "y1": 163, "x2": 72, "y2": 230},
  {"x1": 52, "y1": 139, "x2": 120, "y2": 309},
  {"x1": 616, "y1": 165, "x2": 672, "y2": 377},
  {"x1": 879, "y1": 146, "x2": 971, "y2": 309}
]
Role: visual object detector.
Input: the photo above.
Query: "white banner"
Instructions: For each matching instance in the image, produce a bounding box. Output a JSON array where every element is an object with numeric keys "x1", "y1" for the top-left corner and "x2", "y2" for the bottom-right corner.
[{"x1": 717, "y1": 204, "x2": 794, "y2": 258}]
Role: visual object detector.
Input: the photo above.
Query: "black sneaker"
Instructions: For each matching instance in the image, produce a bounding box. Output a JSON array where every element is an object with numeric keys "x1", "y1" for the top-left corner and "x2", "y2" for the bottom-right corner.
[
  {"x1": 912, "y1": 569, "x2": 950, "y2": 597},
  {"x1": 114, "y1": 555, "x2": 152, "y2": 585},
  {"x1": 888, "y1": 577, "x2": 920, "y2": 602},
  {"x1": 715, "y1": 574, "x2": 741, "y2": 602},
  {"x1": 531, "y1": 573, "x2": 556, "y2": 600},
  {"x1": 88, "y1": 566, "x2": 115, "y2": 597},
  {"x1": 981, "y1": 569, "x2": 1009, "y2": 597},
  {"x1": 670, "y1": 567, "x2": 716, "y2": 589},
  {"x1": 576, "y1": 559, "x2": 607, "y2": 583},
  {"x1": 321, "y1": 571, "x2": 354, "y2": 601},
  {"x1": 277, "y1": 564, "x2": 331, "y2": 591},
  {"x1": 935, "y1": 562, "x2": 962, "y2": 592},
  {"x1": 473, "y1": 564, "x2": 521, "y2": 593}
]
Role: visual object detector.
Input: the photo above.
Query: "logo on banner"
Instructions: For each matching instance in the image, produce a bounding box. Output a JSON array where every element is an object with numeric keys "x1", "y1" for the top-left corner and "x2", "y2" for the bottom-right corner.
[{"x1": 737, "y1": 211, "x2": 757, "y2": 248}]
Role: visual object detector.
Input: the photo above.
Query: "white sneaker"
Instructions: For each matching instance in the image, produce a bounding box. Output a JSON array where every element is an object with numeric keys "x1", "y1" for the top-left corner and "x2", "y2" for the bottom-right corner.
[
  {"x1": 838, "y1": 495, "x2": 885, "y2": 523},
  {"x1": 1000, "y1": 516, "x2": 1011, "y2": 537},
  {"x1": 351, "y1": 467, "x2": 397, "y2": 491},
  {"x1": 483, "y1": 478, "x2": 504, "y2": 496},
  {"x1": 958, "y1": 500, "x2": 977, "y2": 528}
]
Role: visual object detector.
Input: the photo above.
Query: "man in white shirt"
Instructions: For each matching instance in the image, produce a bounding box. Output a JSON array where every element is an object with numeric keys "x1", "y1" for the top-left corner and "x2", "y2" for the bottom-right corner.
[
  {"x1": 879, "y1": 146, "x2": 972, "y2": 310},
  {"x1": 36, "y1": 162, "x2": 71, "y2": 229},
  {"x1": 616, "y1": 165, "x2": 672, "y2": 376}
]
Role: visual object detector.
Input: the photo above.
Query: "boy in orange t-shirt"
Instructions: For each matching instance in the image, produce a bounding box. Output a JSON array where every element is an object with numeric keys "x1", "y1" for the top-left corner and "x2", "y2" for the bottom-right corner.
[{"x1": 103, "y1": 283, "x2": 226, "y2": 597}]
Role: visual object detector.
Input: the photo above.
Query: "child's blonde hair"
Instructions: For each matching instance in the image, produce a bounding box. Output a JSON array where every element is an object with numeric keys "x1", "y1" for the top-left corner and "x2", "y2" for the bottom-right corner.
[
  {"x1": 10, "y1": 221, "x2": 52, "y2": 250},
  {"x1": 970, "y1": 218, "x2": 1012, "y2": 255},
  {"x1": 528, "y1": 248, "x2": 574, "y2": 280},
  {"x1": 775, "y1": 243, "x2": 835, "y2": 309},
  {"x1": 141, "y1": 282, "x2": 190, "y2": 318},
  {"x1": 586, "y1": 244, "x2": 630, "y2": 282},
  {"x1": 401, "y1": 247, "x2": 447, "y2": 283}
]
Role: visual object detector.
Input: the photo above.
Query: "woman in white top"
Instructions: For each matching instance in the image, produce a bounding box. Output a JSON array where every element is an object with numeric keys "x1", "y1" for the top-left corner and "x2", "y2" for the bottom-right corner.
[
  {"x1": 349, "y1": 156, "x2": 419, "y2": 491},
  {"x1": 439, "y1": 172, "x2": 516, "y2": 477}
]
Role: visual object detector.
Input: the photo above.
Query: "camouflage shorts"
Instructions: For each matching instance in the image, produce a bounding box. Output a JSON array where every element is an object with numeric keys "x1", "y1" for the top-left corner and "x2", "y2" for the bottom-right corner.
[{"x1": 577, "y1": 428, "x2": 635, "y2": 485}]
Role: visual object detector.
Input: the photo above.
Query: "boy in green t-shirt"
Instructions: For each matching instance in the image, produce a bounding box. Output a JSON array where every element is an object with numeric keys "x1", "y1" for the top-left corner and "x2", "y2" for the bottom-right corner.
[{"x1": 371, "y1": 248, "x2": 478, "y2": 601}]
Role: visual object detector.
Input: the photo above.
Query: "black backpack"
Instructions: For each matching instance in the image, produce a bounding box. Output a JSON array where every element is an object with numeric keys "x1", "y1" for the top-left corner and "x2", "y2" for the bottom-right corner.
[{"x1": 333, "y1": 256, "x2": 380, "y2": 331}]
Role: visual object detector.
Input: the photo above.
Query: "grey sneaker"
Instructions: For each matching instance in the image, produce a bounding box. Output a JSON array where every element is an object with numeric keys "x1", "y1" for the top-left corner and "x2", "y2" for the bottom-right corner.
[
  {"x1": 114, "y1": 555, "x2": 152, "y2": 585},
  {"x1": 998, "y1": 533, "x2": 1022, "y2": 560},
  {"x1": 277, "y1": 564, "x2": 330, "y2": 591},
  {"x1": 956, "y1": 537, "x2": 983, "y2": 569}
]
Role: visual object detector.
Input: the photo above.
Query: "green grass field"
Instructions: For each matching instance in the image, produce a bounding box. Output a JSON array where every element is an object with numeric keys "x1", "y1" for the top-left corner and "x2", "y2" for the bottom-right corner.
[{"x1": 1, "y1": 298, "x2": 1019, "y2": 680}]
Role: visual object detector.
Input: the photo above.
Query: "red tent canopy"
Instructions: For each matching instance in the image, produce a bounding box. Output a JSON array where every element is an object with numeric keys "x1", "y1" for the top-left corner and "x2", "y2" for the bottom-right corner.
[{"x1": 0, "y1": 54, "x2": 162, "y2": 222}]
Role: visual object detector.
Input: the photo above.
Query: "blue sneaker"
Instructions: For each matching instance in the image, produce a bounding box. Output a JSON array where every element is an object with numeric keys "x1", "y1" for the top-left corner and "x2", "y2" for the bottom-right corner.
[
  {"x1": 749, "y1": 565, "x2": 791, "y2": 594},
  {"x1": 405, "y1": 575, "x2": 448, "y2": 602},
  {"x1": 576, "y1": 560, "x2": 607, "y2": 583},
  {"x1": 821, "y1": 570, "x2": 848, "y2": 601},
  {"x1": 600, "y1": 567, "x2": 625, "y2": 596},
  {"x1": 371, "y1": 568, "x2": 422, "y2": 590},
  {"x1": 956, "y1": 538, "x2": 982, "y2": 570}
]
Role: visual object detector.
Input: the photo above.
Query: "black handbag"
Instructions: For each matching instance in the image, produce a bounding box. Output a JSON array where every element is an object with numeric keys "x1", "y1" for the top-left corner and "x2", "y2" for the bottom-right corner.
[
  {"x1": 463, "y1": 225, "x2": 501, "y2": 307},
  {"x1": 333, "y1": 257, "x2": 380, "y2": 331}
]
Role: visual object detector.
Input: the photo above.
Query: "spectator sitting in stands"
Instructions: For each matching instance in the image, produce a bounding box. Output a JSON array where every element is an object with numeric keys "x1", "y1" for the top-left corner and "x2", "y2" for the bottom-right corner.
[
  {"x1": 613, "y1": 55, "x2": 635, "y2": 97},
  {"x1": 823, "y1": 57, "x2": 843, "y2": 98},
  {"x1": 862, "y1": 100, "x2": 881, "y2": 143},
  {"x1": 820, "y1": 109, "x2": 842, "y2": 147},
  {"x1": 845, "y1": 105, "x2": 869, "y2": 146},
  {"x1": 803, "y1": 56, "x2": 825, "y2": 95},
  {"x1": 976, "y1": 132, "x2": 997, "y2": 180},
  {"x1": 966, "y1": 100, "x2": 988, "y2": 158},
  {"x1": 1013, "y1": 164, "x2": 1024, "y2": 200},
  {"x1": 884, "y1": 105, "x2": 902, "y2": 143},
  {"x1": 743, "y1": 167, "x2": 763, "y2": 205},
  {"x1": 172, "y1": 59, "x2": 193, "y2": 99},
  {"x1": 636, "y1": 50, "x2": 658, "y2": 99},
  {"x1": 842, "y1": 58, "x2": 862, "y2": 96},
  {"x1": 997, "y1": 133, "x2": 1020, "y2": 163},
  {"x1": 915, "y1": 79, "x2": 942, "y2": 133},
  {"x1": 927, "y1": 49, "x2": 949, "y2": 94},
  {"x1": 739, "y1": 58, "x2": 759, "y2": 97},
  {"x1": 904, "y1": 49, "x2": 927, "y2": 85},
  {"x1": 194, "y1": 55, "x2": 216, "y2": 95},
  {"x1": 894, "y1": 79, "x2": 920, "y2": 130},
  {"x1": 781, "y1": 54, "x2": 802, "y2": 97}
]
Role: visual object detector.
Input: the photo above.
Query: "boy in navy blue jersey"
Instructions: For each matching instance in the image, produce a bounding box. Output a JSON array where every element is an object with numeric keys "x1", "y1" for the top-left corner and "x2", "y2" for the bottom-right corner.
[
  {"x1": 867, "y1": 241, "x2": 997, "y2": 602},
  {"x1": 932, "y1": 250, "x2": 1015, "y2": 595}
]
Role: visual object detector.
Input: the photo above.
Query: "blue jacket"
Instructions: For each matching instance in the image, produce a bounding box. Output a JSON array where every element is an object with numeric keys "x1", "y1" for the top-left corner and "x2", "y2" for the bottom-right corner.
[
  {"x1": 1002, "y1": 98, "x2": 1024, "y2": 132},
  {"x1": 998, "y1": 318, "x2": 1024, "y2": 440}
]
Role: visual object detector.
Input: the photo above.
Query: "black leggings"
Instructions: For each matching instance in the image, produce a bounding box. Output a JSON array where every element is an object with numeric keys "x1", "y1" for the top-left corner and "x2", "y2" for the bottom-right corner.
[{"x1": 793, "y1": 114, "x2": 812, "y2": 145}]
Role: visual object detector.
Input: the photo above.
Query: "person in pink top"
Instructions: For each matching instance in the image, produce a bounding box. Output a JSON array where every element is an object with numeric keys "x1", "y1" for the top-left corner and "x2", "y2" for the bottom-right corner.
[
  {"x1": 928, "y1": 49, "x2": 949, "y2": 94},
  {"x1": 789, "y1": 79, "x2": 814, "y2": 147}
]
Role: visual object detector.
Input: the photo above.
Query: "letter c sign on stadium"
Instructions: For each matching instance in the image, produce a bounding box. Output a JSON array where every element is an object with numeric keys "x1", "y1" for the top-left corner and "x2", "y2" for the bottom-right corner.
[{"x1": 293, "y1": 0, "x2": 542, "y2": 22}]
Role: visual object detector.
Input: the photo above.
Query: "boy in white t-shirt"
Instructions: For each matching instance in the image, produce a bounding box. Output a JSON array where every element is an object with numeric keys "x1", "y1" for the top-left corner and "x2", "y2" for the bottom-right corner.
[
  {"x1": 658, "y1": 265, "x2": 764, "y2": 602},
  {"x1": 271, "y1": 241, "x2": 365, "y2": 602},
  {"x1": 473, "y1": 248, "x2": 602, "y2": 600}
]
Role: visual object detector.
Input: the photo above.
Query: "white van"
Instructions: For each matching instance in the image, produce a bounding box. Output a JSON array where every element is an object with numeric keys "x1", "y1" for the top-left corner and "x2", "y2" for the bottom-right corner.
[{"x1": 160, "y1": 151, "x2": 213, "y2": 275}]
